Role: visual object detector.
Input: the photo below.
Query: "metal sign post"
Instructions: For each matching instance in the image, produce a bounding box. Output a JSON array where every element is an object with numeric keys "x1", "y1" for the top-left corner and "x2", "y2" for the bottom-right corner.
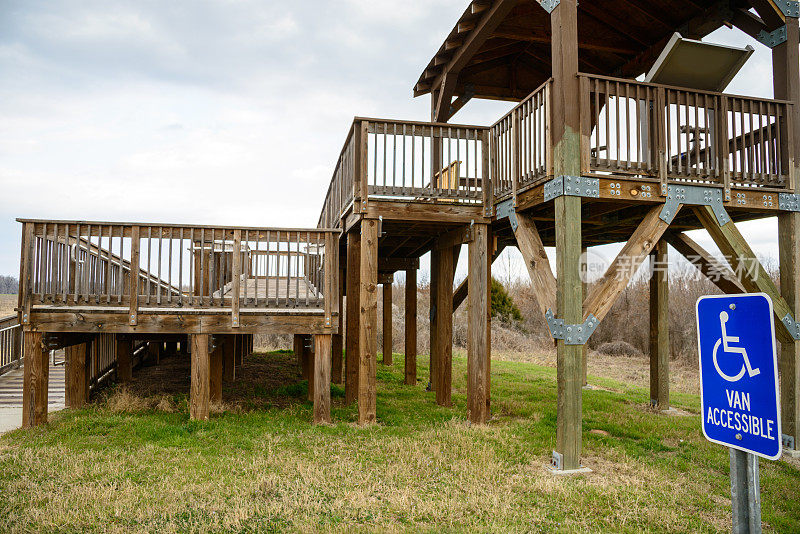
[{"x1": 696, "y1": 293, "x2": 781, "y2": 534}]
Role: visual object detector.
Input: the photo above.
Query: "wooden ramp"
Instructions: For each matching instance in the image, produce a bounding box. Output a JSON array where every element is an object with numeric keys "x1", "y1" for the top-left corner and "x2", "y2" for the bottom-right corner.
[{"x1": 0, "y1": 361, "x2": 65, "y2": 409}]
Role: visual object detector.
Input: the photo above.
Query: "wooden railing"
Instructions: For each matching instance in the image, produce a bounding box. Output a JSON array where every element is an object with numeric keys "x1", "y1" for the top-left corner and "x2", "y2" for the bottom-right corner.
[
  {"x1": 491, "y1": 80, "x2": 552, "y2": 200},
  {"x1": 89, "y1": 334, "x2": 117, "y2": 390},
  {"x1": 0, "y1": 315, "x2": 22, "y2": 376},
  {"x1": 580, "y1": 73, "x2": 795, "y2": 191},
  {"x1": 319, "y1": 118, "x2": 490, "y2": 228},
  {"x1": 18, "y1": 220, "x2": 341, "y2": 320}
]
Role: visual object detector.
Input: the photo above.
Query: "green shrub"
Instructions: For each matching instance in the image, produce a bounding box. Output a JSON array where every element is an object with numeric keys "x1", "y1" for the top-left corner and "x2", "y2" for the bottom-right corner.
[{"x1": 491, "y1": 278, "x2": 523, "y2": 323}]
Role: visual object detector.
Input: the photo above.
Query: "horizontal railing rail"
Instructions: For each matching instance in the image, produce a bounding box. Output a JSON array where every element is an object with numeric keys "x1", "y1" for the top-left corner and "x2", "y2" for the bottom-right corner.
[
  {"x1": 580, "y1": 73, "x2": 795, "y2": 193},
  {"x1": 318, "y1": 118, "x2": 491, "y2": 228},
  {"x1": 18, "y1": 220, "x2": 340, "y2": 323},
  {"x1": 364, "y1": 118, "x2": 488, "y2": 203},
  {"x1": 0, "y1": 315, "x2": 22, "y2": 376},
  {"x1": 491, "y1": 79, "x2": 553, "y2": 201}
]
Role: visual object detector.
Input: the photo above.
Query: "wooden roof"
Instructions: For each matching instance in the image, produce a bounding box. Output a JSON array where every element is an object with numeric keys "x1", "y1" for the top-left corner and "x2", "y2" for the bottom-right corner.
[{"x1": 415, "y1": 0, "x2": 788, "y2": 121}]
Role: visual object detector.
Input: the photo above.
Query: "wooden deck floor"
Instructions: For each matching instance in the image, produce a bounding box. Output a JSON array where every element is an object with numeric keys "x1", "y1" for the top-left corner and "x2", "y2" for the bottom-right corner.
[{"x1": 214, "y1": 277, "x2": 323, "y2": 305}]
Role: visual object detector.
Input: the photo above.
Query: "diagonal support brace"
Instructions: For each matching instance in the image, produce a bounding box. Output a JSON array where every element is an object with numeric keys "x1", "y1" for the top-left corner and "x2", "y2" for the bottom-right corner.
[{"x1": 546, "y1": 308, "x2": 599, "y2": 345}]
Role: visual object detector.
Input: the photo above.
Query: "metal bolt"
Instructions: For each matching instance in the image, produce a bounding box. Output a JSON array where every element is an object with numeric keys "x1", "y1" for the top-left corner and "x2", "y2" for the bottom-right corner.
[
  {"x1": 730, "y1": 304, "x2": 736, "y2": 311},
  {"x1": 736, "y1": 433, "x2": 743, "y2": 441}
]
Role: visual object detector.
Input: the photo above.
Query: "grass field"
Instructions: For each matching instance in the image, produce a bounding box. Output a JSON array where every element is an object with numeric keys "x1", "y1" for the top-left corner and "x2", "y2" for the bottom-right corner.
[
  {"x1": 0, "y1": 294, "x2": 16, "y2": 317},
  {"x1": 0, "y1": 351, "x2": 798, "y2": 533}
]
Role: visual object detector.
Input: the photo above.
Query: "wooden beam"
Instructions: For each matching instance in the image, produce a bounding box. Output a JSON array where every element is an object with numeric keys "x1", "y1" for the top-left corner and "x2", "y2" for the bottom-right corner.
[
  {"x1": 345, "y1": 231, "x2": 361, "y2": 405},
  {"x1": 434, "y1": 225, "x2": 473, "y2": 251},
  {"x1": 583, "y1": 205, "x2": 677, "y2": 323},
  {"x1": 379, "y1": 257, "x2": 420, "y2": 271},
  {"x1": 774, "y1": 14, "x2": 800, "y2": 449},
  {"x1": 359, "y1": 218, "x2": 379, "y2": 424},
  {"x1": 332, "y1": 263, "x2": 345, "y2": 385},
  {"x1": 750, "y1": 0, "x2": 787, "y2": 30},
  {"x1": 694, "y1": 205, "x2": 796, "y2": 343},
  {"x1": 515, "y1": 212, "x2": 557, "y2": 317},
  {"x1": 190, "y1": 334, "x2": 210, "y2": 421},
  {"x1": 649, "y1": 240, "x2": 670, "y2": 410},
  {"x1": 430, "y1": 0, "x2": 519, "y2": 110},
  {"x1": 382, "y1": 283, "x2": 393, "y2": 365},
  {"x1": 313, "y1": 334, "x2": 332, "y2": 424},
  {"x1": 665, "y1": 232, "x2": 745, "y2": 295},
  {"x1": 404, "y1": 269, "x2": 417, "y2": 385},
  {"x1": 467, "y1": 224, "x2": 490, "y2": 424}
]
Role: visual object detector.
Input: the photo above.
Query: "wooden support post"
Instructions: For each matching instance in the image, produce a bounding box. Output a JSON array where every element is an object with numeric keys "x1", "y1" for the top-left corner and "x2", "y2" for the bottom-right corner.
[
  {"x1": 301, "y1": 334, "x2": 312, "y2": 382},
  {"x1": 210, "y1": 341, "x2": 223, "y2": 404},
  {"x1": 774, "y1": 18, "x2": 800, "y2": 448},
  {"x1": 190, "y1": 334, "x2": 210, "y2": 421},
  {"x1": 359, "y1": 218, "x2": 379, "y2": 424},
  {"x1": 293, "y1": 334, "x2": 304, "y2": 375},
  {"x1": 331, "y1": 334, "x2": 343, "y2": 385},
  {"x1": 582, "y1": 247, "x2": 588, "y2": 387},
  {"x1": 551, "y1": 0, "x2": 582, "y2": 471},
  {"x1": 404, "y1": 268, "x2": 417, "y2": 385},
  {"x1": 382, "y1": 282, "x2": 393, "y2": 365},
  {"x1": 649, "y1": 240, "x2": 670, "y2": 410},
  {"x1": 313, "y1": 334, "x2": 332, "y2": 424},
  {"x1": 223, "y1": 336, "x2": 235, "y2": 382},
  {"x1": 468, "y1": 224, "x2": 490, "y2": 424},
  {"x1": 435, "y1": 242, "x2": 455, "y2": 407},
  {"x1": 331, "y1": 263, "x2": 345, "y2": 384},
  {"x1": 345, "y1": 230, "x2": 361, "y2": 404},
  {"x1": 116, "y1": 336, "x2": 132, "y2": 383},
  {"x1": 148, "y1": 341, "x2": 160, "y2": 365},
  {"x1": 65, "y1": 342, "x2": 89, "y2": 409},
  {"x1": 429, "y1": 248, "x2": 440, "y2": 391},
  {"x1": 307, "y1": 336, "x2": 315, "y2": 402},
  {"x1": 22, "y1": 330, "x2": 48, "y2": 428}
]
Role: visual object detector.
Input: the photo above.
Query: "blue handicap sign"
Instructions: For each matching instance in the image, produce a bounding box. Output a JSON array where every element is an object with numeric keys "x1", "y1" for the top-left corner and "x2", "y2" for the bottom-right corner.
[{"x1": 696, "y1": 293, "x2": 781, "y2": 460}]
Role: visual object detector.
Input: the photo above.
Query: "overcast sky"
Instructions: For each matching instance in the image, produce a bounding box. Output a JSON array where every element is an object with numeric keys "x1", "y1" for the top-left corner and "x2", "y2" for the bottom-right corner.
[{"x1": 0, "y1": 1, "x2": 789, "y2": 283}]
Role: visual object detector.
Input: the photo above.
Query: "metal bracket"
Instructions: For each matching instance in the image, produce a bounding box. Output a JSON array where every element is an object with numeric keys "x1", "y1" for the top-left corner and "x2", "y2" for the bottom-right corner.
[
  {"x1": 545, "y1": 308, "x2": 599, "y2": 345},
  {"x1": 660, "y1": 184, "x2": 730, "y2": 226},
  {"x1": 757, "y1": 26, "x2": 788, "y2": 48},
  {"x1": 495, "y1": 198, "x2": 519, "y2": 232},
  {"x1": 550, "y1": 450, "x2": 563, "y2": 470},
  {"x1": 783, "y1": 433, "x2": 796, "y2": 450},
  {"x1": 779, "y1": 192, "x2": 800, "y2": 212},
  {"x1": 540, "y1": 0, "x2": 560, "y2": 13},
  {"x1": 782, "y1": 313, "x2": 800, "y2": 340},
  {"x1": 777, "y1": 0, "x2": 800, "y2": 17},
  {"x1": 543, "y1": 175, "x2": 600, "y2": 202}
]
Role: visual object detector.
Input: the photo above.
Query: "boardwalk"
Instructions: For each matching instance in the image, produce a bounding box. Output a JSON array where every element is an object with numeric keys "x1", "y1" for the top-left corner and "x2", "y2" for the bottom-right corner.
[{"x1": 0, "y1": 358, "x2": 65, "y2": 434}]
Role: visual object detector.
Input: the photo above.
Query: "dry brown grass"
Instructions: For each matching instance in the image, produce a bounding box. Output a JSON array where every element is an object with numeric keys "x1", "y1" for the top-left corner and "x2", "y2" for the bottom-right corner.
[{"x1": 0, "y1": 294, "x2": 16, "y2": 317}]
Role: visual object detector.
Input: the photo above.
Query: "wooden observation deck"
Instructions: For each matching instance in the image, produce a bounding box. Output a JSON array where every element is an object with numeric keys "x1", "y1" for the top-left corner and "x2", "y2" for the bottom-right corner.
[{"x1": 11, "y1": 0, "x2": 800, "y2": 470}]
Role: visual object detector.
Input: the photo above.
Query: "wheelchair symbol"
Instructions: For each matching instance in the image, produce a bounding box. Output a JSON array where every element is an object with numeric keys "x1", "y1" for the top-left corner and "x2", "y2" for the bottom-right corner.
[{"x1": 712, "y1": 311, "x2": 760, "y2": 382}]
